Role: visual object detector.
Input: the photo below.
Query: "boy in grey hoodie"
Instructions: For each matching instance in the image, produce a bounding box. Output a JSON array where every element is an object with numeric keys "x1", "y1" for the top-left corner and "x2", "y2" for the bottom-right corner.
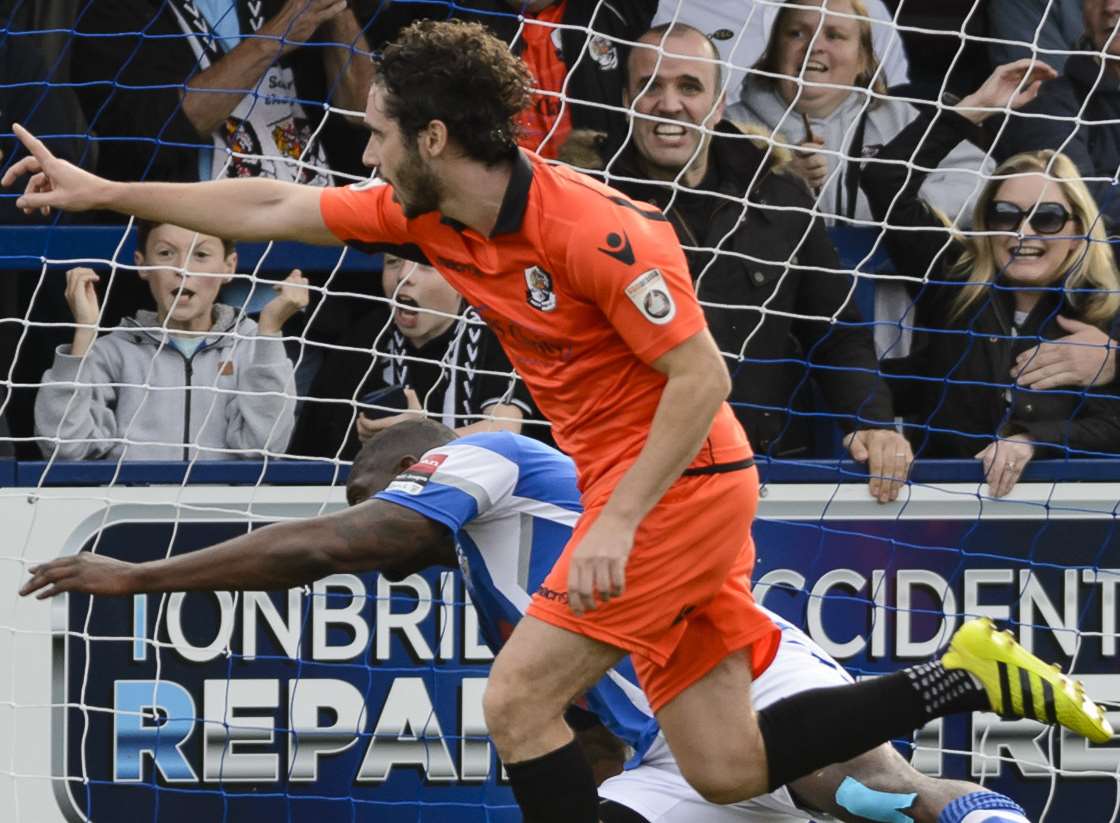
[{"x1": 35, "y1": 222, "x2": 306, "y2": 460}]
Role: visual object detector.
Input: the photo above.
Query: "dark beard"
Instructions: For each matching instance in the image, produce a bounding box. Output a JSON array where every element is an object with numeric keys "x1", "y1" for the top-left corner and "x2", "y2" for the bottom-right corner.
[{"x1": 395, "y1": 148, "x2": 442, "y2": 218}]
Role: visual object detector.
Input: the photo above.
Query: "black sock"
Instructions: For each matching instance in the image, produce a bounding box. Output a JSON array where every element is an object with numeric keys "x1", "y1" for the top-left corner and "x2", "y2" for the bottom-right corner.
[
  {"x1": 758, "y1": 662, "x2": 987, "y2": 792},
  {"x1": 505, "y1": 737, "x2": 599, "y2": 823}
]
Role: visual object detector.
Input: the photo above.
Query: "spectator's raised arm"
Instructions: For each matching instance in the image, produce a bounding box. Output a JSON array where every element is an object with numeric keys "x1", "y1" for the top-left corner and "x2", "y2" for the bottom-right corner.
[
  {"x1": 72, "y1": 0, "x2": 364, "y2": 186},
  {"x1": 34, "y1": 266, "x2": 124, "y2": 460},
  {"x1": 179, "y1": 0, "x2": 355, "y2": 137},
  {"x1": 861, "y1": 60, "x2": 1057, "y2": 293},
  {"x1": 319, "y1": 4, "x2": 375, "y2": 116}
]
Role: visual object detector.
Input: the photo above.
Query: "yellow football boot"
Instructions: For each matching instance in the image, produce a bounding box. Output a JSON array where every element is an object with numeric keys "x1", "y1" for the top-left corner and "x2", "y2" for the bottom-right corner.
[{"x1": 942, "y1": 618, "x2": 1114, "y2": 744}]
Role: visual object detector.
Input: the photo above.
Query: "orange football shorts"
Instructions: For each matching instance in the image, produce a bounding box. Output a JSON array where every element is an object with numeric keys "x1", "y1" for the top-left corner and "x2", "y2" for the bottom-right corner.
[{"x1": 527, "y1": 465, "x2": 780, "y2": 713}]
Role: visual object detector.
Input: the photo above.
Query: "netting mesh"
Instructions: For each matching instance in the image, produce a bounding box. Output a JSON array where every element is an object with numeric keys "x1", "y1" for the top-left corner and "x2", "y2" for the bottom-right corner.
[{"x1": 1, "y1": 0, "x2": 1120, "y2": 821}]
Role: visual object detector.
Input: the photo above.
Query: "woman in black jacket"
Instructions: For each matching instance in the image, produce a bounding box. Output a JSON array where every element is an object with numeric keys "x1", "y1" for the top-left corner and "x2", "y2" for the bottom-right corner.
[{"x1": 861, "y1": 60, "x2": 1120, "y2": 496}]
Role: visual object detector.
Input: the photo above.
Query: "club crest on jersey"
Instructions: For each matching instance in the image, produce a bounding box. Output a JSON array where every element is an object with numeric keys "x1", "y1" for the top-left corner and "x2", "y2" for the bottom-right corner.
[
  {"x1": 625, "y1": 268, "x2": 676, "y2": 324},
  {"x1": 524, "y1": 266, "x2": 557, "y2": 312},
  {"x1": 588, "y1": 35, "x2": 619, "y2": 70},
  {"x1": 387, "y1": 453, "x2": 447, "y2": 495}
]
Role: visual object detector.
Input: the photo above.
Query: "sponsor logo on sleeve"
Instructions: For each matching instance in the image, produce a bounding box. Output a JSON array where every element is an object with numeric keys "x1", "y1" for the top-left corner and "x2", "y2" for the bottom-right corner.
[
  {"x1": 524, "y1": 266, "x2": 557, "y2": 312},
  {"x1": 624, "y1": 268, "x2": 677, "y2": 325},
  {"x1": 386, "y1": 453, "x2": 448, "y2": 495},
  {"x1": 597, "y1": 231, "x2": 635, "y2": 265}
]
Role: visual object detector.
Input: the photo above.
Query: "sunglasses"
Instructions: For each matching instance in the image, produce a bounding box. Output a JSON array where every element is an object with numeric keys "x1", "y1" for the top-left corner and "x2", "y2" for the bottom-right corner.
[{"x1": 985, "y1": 200, "x2": 1077, "y2": 235}]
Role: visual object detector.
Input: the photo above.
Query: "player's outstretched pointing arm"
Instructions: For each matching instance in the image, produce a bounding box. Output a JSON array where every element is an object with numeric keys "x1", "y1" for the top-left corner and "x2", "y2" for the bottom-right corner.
[
  {"x1": 19, "y1": 500, "x2": 452, "y2": 599},
  {"x1": 2, "y1": 124, "x2": 340, "y2": 246}
]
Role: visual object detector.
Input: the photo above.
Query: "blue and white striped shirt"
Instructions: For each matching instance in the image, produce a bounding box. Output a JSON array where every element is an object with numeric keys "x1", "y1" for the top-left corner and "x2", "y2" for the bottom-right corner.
[{"x1": 376, "y1": 432, "x2": 661, "y2": 758}]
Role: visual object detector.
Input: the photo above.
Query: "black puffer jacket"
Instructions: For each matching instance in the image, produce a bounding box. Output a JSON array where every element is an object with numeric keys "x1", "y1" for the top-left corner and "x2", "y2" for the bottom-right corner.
[
  {"x1": 608, "y1": 121, "x2": 895, "y2": 458},
  {"x1": 364, "y1": 0, "x2": 655, "y2": 156},
  {"x1": 863, "y1": 108, "x2": 1120, "y2": 459},
  {"x1": 996, "y1": 52, "x2": 1120, "y2": 228}
]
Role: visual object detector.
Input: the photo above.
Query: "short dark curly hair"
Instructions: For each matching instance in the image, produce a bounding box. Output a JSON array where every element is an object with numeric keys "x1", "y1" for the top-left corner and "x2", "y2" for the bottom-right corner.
[{"x1": 373, "y1": 20, "x2": 533, "y2": 166}]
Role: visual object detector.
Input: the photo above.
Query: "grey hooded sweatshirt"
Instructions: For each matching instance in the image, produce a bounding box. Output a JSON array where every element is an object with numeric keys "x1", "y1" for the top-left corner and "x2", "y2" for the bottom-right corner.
[
  {"x1": 35, "y1": 304, "x2": 296, "y2": 460},
  {"x1": 729, "y1": 83, "x2": 993, "y2": 226}
]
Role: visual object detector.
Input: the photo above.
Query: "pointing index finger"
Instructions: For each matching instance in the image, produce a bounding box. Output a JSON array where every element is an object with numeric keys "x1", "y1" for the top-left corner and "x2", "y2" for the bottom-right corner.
[{"x1": 11, "y1": 123, "x2": 51, "y2": 163}]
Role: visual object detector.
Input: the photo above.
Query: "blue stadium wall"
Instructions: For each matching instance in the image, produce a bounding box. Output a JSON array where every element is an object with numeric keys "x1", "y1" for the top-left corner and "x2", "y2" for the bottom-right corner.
[{"x1": 3, "y1": 462, "x2": 1118, "y2": 822}]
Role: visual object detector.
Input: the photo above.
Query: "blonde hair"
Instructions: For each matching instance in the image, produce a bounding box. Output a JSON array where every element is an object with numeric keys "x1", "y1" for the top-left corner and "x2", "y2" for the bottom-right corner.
[
  {"x1": 754, "y1": 0, "x2": 889, "y2": 104},
  {"x1": 950, "y1": 150, "x2": 1120, "y2": 327}
]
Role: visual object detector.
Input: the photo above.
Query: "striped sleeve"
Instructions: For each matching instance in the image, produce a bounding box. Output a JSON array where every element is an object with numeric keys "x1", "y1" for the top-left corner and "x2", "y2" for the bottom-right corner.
[{"x1": 374, "y1": 442, "x2": 521, "y2": 532}]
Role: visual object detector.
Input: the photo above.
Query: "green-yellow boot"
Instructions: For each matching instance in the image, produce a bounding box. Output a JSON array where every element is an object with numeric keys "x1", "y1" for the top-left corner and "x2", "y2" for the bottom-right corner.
[{"x1": 943, "y1": 618, "x2": 1113, "y2": 744}]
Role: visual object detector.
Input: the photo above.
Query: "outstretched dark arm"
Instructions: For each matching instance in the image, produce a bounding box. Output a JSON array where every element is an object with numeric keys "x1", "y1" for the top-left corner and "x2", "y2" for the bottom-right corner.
[{"x1": 20, "y1": 500, "x2": 452, "y2": 599}]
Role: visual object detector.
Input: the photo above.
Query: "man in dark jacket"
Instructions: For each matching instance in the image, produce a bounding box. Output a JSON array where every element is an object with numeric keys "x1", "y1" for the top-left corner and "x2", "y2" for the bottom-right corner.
[
  {"x1": 364, "y1": 0, "x2": 655, "y2": 158},
  {"x1": 583, "y1": 21, "x2": 912, "y2": 502},
  {"x1": 997, "y1": 0, "x2": 1120, "y2": 225}
]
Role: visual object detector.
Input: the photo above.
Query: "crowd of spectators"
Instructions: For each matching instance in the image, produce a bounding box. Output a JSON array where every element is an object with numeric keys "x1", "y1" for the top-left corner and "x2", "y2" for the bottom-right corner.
[
  {"x1": 728, "y1": 0, "x2": 992, "y2": 358},
  {"x1": 2, "y1": 0, "x2": 1120, "y2": 498}
]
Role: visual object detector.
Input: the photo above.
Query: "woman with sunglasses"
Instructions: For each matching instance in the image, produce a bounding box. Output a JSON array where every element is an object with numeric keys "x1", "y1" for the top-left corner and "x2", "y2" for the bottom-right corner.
[{"x1": 860, "y1": 59, "x2": 1120, "y2": 497}]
